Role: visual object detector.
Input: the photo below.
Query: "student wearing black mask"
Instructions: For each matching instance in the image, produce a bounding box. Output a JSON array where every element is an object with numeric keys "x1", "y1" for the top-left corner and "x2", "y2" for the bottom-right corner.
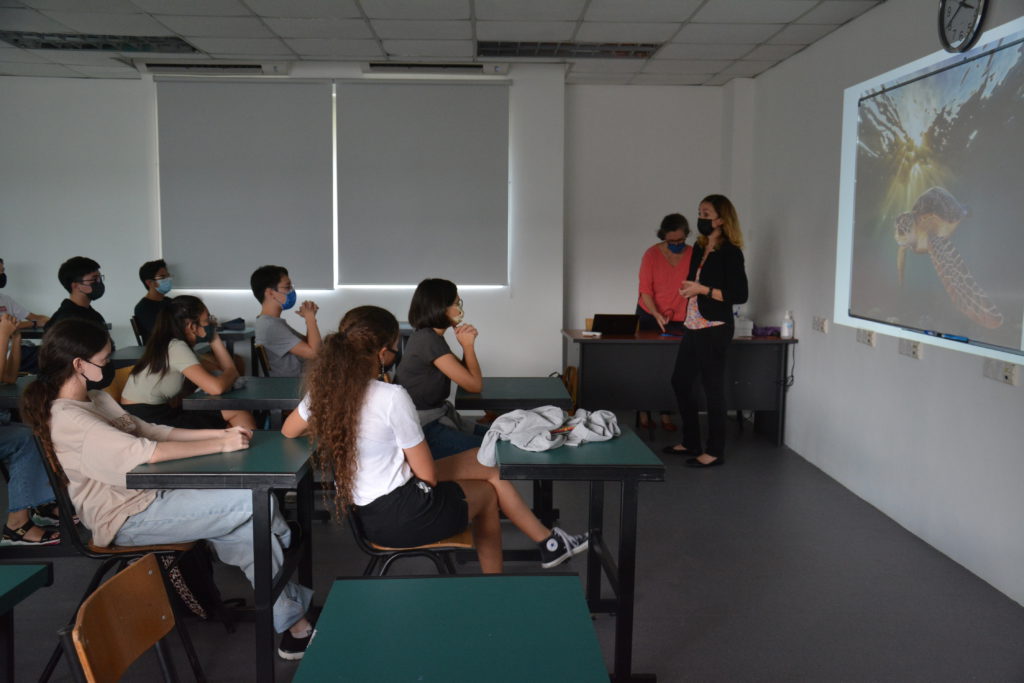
[
  {"x1": 0, "y1": 257, "x2": 50, "y2": 372},
  {"x1": 44, "y1": 256, "x2": 111, "y2": 340}
]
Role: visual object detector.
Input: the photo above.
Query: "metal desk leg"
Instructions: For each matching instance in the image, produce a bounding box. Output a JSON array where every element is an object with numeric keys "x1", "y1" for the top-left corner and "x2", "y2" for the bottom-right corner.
[
  {"x1": 296, "y1": 470, "x2": 314, "y2": 587},
  {"x1": 252, "y1": 487, "x2": 275, "y2": 683},
  {"x1": 586, "y1": 480, "x2": 604, "y2": 609},
  {"x1": 250, "y1": 337, "x2": 258, "y2": 376},
  {"x1": 1, "y1": 610, "x2": 13, "y2": 683},
  {"x1": 614, "y1": 478, "x2": 653, "y2": 682}
]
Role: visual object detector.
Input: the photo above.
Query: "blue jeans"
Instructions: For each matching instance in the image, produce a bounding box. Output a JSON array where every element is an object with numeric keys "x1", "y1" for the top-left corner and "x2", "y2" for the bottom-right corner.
[
  {"x1": 0, "y1": 423, "x2": 55, "y2": 513},
  {"x1": 423, "y1": 419, "x2": 483, "y2": 460},
  {"x1": 115, "y1": 489, "x2": 312, "y2": 633}
]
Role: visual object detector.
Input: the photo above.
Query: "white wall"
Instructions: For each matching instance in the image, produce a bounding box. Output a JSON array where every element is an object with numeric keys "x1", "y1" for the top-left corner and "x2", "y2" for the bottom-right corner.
[
  {"x1": 749, "y1": 0, "x2": 1024, "y2": 605},
  {"x1": 0, "y1": 63, "x2": 566, "y2": 377},
  {"x1": 564, "y1": 85, "x2": 724, "y2": 329}
]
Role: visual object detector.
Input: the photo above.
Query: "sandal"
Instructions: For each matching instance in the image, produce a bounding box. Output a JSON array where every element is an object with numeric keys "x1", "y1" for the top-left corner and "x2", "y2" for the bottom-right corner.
[
  {"x1": 2, "y1": 519, "x2": 61, "y2": 546},
  {"x1": 32, "y1": 502, "x2": 79, "y2": 526}
]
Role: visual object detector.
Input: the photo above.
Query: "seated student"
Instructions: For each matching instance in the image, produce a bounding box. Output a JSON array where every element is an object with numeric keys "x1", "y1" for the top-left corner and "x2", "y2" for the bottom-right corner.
[
  {"x1": 133, "y1": 259, "x2": 173, "y2": 343},
  {"x1": 0, "y1": 257, "x2": 50, "y2": 373},
  {"x1": 121, "y1": 296, "x2": 256, "y2": 430},
  {"x1": 44, "y1": 256, "x2": 109, "y2": 335},
  {"x1": 1, "y1": 313, "x2": 60, "y2": 545},
  {"x1": 20, "y1": 319, "x2": 316, "y2": 659},
  {"x1": 293, "y1": 304, "x2": 588, "y2": 569},
  {"x1": 251, "y1": 265, "x2": 321, "y2": 377},
  {"x1": 282, "y1": 306, "x2": 502, "y2": 571}
]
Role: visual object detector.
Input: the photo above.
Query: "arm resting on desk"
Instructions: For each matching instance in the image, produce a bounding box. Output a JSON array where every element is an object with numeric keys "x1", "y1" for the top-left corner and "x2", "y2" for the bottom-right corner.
[{"x1": 150, "y1": 427, "x2": 251, "y2": 463}]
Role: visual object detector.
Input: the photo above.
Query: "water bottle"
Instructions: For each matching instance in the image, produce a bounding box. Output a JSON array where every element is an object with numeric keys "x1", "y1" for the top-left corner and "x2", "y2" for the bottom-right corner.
[{"x1": 781, "y1": 310, "x2": 794, "y2": 339}]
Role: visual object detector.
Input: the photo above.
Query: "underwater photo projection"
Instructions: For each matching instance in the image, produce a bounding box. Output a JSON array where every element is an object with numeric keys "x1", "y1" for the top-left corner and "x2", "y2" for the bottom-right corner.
[{"x1": 849, "y1": 31, "x2": 1024, "y2": 353}]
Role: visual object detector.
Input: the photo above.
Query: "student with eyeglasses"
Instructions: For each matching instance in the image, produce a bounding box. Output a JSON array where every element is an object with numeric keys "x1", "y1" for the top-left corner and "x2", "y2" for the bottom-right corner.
[
  {"x1": 44, "y1": 257, "x2": 110, "y2": 345},
  {"x1": 250, "y1": 265, "x2": 322, "y2": 377}
]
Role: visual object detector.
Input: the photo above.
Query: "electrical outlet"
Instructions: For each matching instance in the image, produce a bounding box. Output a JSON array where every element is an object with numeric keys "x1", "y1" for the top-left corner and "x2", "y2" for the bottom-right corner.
[
  {"x1": 898, "y1": 339, "x2": 921, "y2": 359},
  {"x1": 812, "y1": 316, "x2": 829, "y2": 333},
  {"x1": 856, "y1": 329, "x2": 876, "y2": 347},
  {"x1": 983, "y1": 359, "x2": 1019, "y2": 386}
]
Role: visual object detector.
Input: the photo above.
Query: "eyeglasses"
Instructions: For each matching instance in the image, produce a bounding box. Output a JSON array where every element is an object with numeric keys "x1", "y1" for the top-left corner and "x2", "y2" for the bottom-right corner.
[
  {"x1": 275, "y1": 284, "x2": 295, "y2": 294},
  {"x1": 77, "y1": 274, "x2": 104, "y2": 286},
  {"x1": 82, "y1": 358, "x2": 110, "y2": 369}
]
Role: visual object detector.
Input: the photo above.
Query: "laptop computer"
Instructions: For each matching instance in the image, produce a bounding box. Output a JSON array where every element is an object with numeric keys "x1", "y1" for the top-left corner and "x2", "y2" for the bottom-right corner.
[{"x1": 591, "y1": 313, "x2": 639, "y2": 336}]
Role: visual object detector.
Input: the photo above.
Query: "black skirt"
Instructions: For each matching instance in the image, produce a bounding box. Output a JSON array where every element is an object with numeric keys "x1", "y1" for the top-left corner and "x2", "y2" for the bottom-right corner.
[{"x1": 355, "y1": 478, "x2": 468, "y2": 548}]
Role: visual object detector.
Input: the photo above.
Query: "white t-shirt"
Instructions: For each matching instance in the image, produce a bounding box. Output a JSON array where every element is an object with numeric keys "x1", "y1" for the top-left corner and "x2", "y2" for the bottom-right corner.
[
  {"x1": 0, "y1": 293, "x2": 29, "y2": 321},
  {"x1": 298, "y1": 381, "x2": 424, "y2": 506}
]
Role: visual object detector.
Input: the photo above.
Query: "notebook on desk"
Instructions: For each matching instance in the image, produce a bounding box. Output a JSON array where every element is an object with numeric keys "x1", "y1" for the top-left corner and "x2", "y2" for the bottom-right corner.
[{"x1": 591, "y1": 314, "x2": 638, "y2": 335}]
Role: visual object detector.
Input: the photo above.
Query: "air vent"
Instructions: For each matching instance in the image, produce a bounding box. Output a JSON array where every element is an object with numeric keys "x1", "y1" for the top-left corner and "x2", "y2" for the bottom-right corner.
[
  {"x1": 365, "y1": 62, "x2": 507, "y2": 76},
  {"x1": 135, "y1": 61, "x2": 289, "y2": 76},
  {"x1": 477, "y1": 41, "x2": 659, "y2": 59},
  {"x1": 0, "y1": 31, "x2": 196, "y2": 53}
]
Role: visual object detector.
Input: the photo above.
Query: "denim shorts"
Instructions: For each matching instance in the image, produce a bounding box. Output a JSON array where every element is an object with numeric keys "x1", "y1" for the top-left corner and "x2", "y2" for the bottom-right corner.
[{"x1": 423, "y1": 419, "x2": 484, "y2": 460}]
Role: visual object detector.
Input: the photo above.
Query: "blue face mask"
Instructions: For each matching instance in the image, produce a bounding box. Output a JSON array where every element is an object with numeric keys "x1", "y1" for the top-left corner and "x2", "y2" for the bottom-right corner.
[
  {"x1": 666, "y1": 243, "x2": 686, "y2": 254},
  {"x1": 281, "y1": 289, "x2": 297, "y2": 311},
  {"x1": 155, "y1": 277, "x2": 173, "y2": 295}
]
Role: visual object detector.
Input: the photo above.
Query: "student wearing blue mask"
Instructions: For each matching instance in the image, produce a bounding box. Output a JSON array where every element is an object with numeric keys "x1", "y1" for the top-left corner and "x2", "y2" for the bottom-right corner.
[
  {"x1": 133, "y1": 259, "x2": 174, "y2": 343},
  {"x1": 251, "y1": 265, "x2": 322, "y2": 377}
]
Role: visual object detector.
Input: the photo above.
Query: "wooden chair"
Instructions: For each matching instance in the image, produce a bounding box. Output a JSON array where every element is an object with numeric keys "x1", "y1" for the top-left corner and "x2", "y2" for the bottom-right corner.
[
  {"x1": 35, "y1": 436, "x2": 204, "y2": 682},
  {"x1": 59, "y1": 553, "x2": 205, "y2": 683},
  {"x1": 347, "y1": 507, "x2": 474, "y2": 576},
  {"x1": 102, "y1": 364, "x2": 134, "y2": 403},
  {"x1": 253, "y1": 343, "x2": 271, "y2": 378},
  {"x1": 129, "y1": 316, "x2": 145, "y2": 345}
]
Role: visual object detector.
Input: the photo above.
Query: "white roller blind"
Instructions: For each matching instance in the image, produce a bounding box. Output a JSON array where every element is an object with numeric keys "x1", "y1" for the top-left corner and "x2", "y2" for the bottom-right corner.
[
  {"x1": 335, "y1": 81, "x2": 509, "y2": 285},
  {"x1": 156, "y1": 79, "x2": 333, "y2": 289}
]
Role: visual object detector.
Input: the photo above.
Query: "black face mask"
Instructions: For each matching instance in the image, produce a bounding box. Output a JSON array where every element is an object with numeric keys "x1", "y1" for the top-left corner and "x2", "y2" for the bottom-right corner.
[
  {"x1": 697, "y1": 218, "x2": 715, "y2": 237},
  {"x1": 0, "y1": 273, "x2": 6, "y2": 288},
  {"x1": 84, "y1": 280, "x2": 105, "y2": 301},
  {"x1": 83, "y1": 361, "x2": 116, "y2": 391},
  {"x1": 202, "y1": 324, "x2": 216, "y2": 340}
]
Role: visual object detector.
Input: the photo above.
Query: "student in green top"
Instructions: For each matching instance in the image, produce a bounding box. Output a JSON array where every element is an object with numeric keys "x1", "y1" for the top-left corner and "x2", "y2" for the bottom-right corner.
[{"x1": 121, "y1": 295, "x2": 256, "y2": 430}]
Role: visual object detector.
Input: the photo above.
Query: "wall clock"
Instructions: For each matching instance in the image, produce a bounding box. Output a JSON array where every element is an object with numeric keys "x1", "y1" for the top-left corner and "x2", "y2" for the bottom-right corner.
[{"x1": 938, "y1": 0, "x2": 988, "y2": 52}]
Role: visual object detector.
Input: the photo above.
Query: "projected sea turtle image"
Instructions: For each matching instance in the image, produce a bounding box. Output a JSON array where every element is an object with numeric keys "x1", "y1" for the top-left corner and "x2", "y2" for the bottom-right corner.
[{"x1": 894, "y1": 186, "x2": 1003, "y2": 329}]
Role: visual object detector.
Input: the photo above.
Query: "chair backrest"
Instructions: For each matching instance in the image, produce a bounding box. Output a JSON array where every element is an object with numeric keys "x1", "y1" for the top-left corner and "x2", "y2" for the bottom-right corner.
[
  {"x1": 129, "y1": 316, "x2": 145, "y2": 345},
  {"x1": 34, "y1": 435, "x2": 96, "y2": 557},
  {"x1": 65, "y1": 553, "x2": 177, "y2": 682},
  {"x1": 253, "y1": 344, "x2": 271, "y2": 378},
  {"x1": 102, "y1": 365, "x2": 134, "y2": 403}
]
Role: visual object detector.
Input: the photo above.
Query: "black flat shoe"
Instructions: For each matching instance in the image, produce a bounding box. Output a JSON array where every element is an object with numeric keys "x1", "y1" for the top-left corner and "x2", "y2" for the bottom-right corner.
[
  {"x1": 661, "y1": 444, "x2": 693, "y2": 455},
  {"x1": 685, "y1": 455, "x2": 724, "y2": 468}
]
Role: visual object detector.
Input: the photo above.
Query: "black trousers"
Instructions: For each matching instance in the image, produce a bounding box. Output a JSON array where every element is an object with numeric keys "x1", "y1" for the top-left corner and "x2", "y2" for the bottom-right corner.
[{"x1": 671, "y1": 323, "x2": 733, "y2": 458}]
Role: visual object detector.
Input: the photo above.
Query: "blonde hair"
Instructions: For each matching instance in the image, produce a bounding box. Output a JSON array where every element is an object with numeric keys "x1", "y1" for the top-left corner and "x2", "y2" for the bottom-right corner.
[{"x1": 697, "y1": 194, "x2": 744, "y2": 249}]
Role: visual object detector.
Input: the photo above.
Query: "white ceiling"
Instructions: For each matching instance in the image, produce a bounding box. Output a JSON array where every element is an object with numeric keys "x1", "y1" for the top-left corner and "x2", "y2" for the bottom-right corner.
[{"x1": 0, "y1": 0, "x2": 883, "y2": 84}]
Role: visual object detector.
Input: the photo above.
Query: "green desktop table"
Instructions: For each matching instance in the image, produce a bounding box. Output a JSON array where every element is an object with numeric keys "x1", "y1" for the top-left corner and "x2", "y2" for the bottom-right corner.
[
  {"x1": 127, "y1": 431, "x2": 313, "y2": 683},
  {"x1": 497, "y1": 426, "x2": 664, "y2": 682},
  {"x1": 181, "y1": 376, "x2": 302, "y2": 429},
  {"x1": 108, "y1": 344, "x2": 145, "y2": 369},
  {"x1": 1, "y1": 563, "x2": 52, "y2": 683},
  {"x1": 454, "y1": 376, "x2": 572, "y2": 411},
  {"x1": 294, "y1": 574, "x2": 607, "y2": 683}
]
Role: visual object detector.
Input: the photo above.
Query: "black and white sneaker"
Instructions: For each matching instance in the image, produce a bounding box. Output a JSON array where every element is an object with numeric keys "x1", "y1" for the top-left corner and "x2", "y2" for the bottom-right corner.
[
  {"x1": 278, "y1": 626, "x2": 317, "y2": 660},
  {"x1": 539, "y1": 527, "x2": 589, "y2": 569}
]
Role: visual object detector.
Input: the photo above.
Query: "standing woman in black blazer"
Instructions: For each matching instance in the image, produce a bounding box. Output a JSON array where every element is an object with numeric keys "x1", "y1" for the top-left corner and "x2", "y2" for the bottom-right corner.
[{"x1": 665, "y1": 194, "x2": 748, "y2": 467}]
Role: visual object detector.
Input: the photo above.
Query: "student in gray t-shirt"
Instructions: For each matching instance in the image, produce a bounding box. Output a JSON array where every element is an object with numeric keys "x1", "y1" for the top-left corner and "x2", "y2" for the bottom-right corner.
[{"x1": 250, "y1": 265, "x2": 321, "y2": 377}]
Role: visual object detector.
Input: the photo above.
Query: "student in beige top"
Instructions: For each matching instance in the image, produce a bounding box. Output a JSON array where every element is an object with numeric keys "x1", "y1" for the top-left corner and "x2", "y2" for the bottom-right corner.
[
  {"x1": 20, "y1": 319, "x2": 317, "y2": 660},
  {"x1": 121, "y1": 295, "x2": 255, "y2": 430}
]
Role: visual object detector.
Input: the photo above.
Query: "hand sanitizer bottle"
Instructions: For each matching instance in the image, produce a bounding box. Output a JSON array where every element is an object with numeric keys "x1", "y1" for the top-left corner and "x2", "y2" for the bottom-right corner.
[{"x1": 781, "y1": 310, "x2": 794, "y2": 339}]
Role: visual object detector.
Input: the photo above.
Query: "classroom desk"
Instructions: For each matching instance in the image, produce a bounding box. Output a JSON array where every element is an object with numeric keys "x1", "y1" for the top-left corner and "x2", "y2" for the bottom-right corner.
[
  {"x1": 454, "y1": 376, "x2": 573, "y2": 411},
  {"x1": 21, "y1": 322, "x2": 111, "y2": 341},
  {"x1": 214, "y1": 326, "x2": 256, "y2": 372},
  {"x1": 497, "y1": 426, "x2": 664, "y2": 682},
  {"x1": 126, "y1": 431, "x2": 313, "y2": 683},
  {"x1": 294, "y1": 574, "x2": 607, "y2": 683},
  {"x1": 181, "y1": 376, "x2": 302, "y2": 429},
  {"x1": 108, "y1": 344, "x2": 145, "y2": 369},
  {"x1": 1, "y1": 563, "x2": 53, "y2": 683},
  {"x1": 563, "y1": 329, "x2": 797, "y2": 446},
  {"x1": 0, "y1": 376, "x2": 33, "y2": 411}
]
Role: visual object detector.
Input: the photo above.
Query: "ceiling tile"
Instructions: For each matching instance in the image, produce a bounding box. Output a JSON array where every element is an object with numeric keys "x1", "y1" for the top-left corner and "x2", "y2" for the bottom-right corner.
[
  {"x1": 371, "y1": 20, "x2": 471, "y2": 40},
  {"x1": 692, "y1": 0, "x2": 817, "y2": 24},
  {"x1": 155, "y1": 15, "x2": 273, "y2": 38},
  {"x1": 243, "y1": 0, "x2": 361, "y2": 19},
  {"x1": 184, "y1": 36, "x2": 292, "y2": 55},
  {"x1": 381, "y1": 39, "x2": 472, "y2": 57},
  {"x1": 360, "y1": 0, "x2": 468, "y2": 20},
  {"x1": 38, "y1": 11, "x2": 171, "y2": 34},
  {"x1": 576, "y1": 21, "x2": 680, "y2": 43},
  {"x1": 769, "y1": 23, "x2": 835, "y2": 44},
  {"x1": 704, "y1": 73, "x2": 737, "y2": 85},
  {"x1": 0, "y1": 45, "x2": 49, "y2": 62},
  {"x1": 673, "y1": 23, "x2": 782, "y2": 43},
  {"x1": 566, "y1": 72, "x2": 632, "y2": 84},
  {"x1": 568, "y1": 57, "x2": 644, "y2": 73},
  {"x1": 585, "y1": 0, "x2": 702, "y2": 23},
  {"x1": 0, "y1": 60, "x2": 79, "y2": 75},
  {"x1": 476, "y1": 0, "x2": 584, "y2": 22},
  {"x1": 265, "y1": 17, "x2": 371, "y2": 39},
  {"x1": 475, "y1": 21, "x2": 575, "y2": 42},
  {"x1": 720, "y1": 59, "x2": 777, "y2": 76},
  {"x1": 798, "y1": 0, "x2": 878, "y2": 25},
  {"x1": 285, "y1": 37, "x2": 383, "y2": 57},
  {"x1": 129, "y1": 0, "x2": 252, "y2": 16},
  {"x1": 33, "y1": 48, "x2": 132, "y2": 63},
  {"x1": 0, "y1": 7, "x2": 72, "y2": 31},
  {"x1": 22, "y1": 0, "x2": 139, "y2": 11},
  {"x1": 632, "y1": 72, "x2": 709, "y2": 85},
  {"x1": 67, "y1": 63, "x2": 139, "y2": 77},
  {"x1": 656, "y1": 42, "x2": 752, "y2": 59},
  {"x1": 744, "y1": 43, "x2": 803, "y2": 61},
  {"x1": 643, "y1": 58, "x2": 731, "y2": 74}
]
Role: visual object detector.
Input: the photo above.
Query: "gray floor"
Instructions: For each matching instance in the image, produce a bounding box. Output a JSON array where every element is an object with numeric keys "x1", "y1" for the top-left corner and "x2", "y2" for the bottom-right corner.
[{"x1": 7, "y1": 414, "x2": 1024, "y2": 681}]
